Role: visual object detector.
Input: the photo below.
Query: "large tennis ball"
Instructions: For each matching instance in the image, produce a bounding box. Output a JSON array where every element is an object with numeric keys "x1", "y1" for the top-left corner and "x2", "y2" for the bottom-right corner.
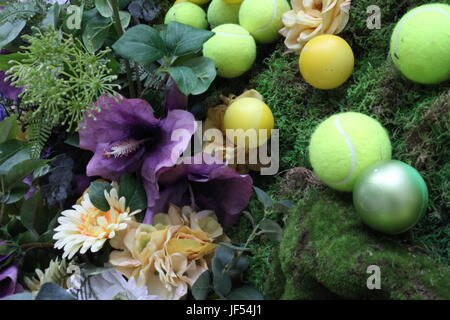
[
  {"x1": 207, "y1": 0, "x2": 241, "y2": 28},
  {"x1": 299, "y1": 35, "x2": 354, "y2": 90},
  {"x1": 175, "y1": 0, "x2": 211, "y2": 4},
  {"x1": 239, "y1": 0, "x2": 291, "y2": 43},
  {"x1": 224, "y1": 97, "x2": 274, "y2": 148},
  {"x1": 309, "y1": 112, "x2": 392, "y2": 192},
  {"x1": 164, "y1": 2, "x2": 208, "y2": 29},
  {"x1": 390, "y1": 3, "x2": 450, "y2": 84},
  {"x1": 203, "y1": 24, "x2": 256, "y2": 78}
]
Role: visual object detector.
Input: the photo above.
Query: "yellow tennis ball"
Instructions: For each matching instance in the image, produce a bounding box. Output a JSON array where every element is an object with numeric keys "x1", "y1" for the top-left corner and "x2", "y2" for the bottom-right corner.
[
  {"x1": 309, "y1": 112, "x2": 392, "y2": 192},
  {"x1": 223, "y1": 97, "x2": 274, "y2": 148},
  {"x1": 299, "y1": 35, "x2": 354, "y2": 90},
  {"x1": 203, "y1": 24, "x2": 256, "y2": 78},
  {"x1": 207, "y1": 0, "x2": 241, "y2": 28},
  {"x1": 239, "y1": 0, "x2": 291, "y2": 43},
  {"x1": 224, "y1": 0, "x2": 243, "y2": 3},
  {"x1": 165, "y1": 2, "x2": 208, "y2": 29}
]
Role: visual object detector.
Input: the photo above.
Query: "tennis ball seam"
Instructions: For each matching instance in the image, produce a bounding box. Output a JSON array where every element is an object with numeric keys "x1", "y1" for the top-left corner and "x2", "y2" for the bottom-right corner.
[
  {"x1": 393, "y1": 7, "x2": 450, "y2": 59},
  {"x1": 332, "y1": 115, "x2": 357, "y2": 185},
  {"x1": 255, "y1": 0, "x2": 277, "y2": 33}
]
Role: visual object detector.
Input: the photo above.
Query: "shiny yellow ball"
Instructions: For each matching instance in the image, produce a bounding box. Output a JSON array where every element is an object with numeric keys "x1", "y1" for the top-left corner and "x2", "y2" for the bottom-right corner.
[
  {"x1": 223, "y1": 98, "x2": 274, "y2": 148},
  {"x1": 299, "y1": 35, "x2": 354, "y2": 90}
]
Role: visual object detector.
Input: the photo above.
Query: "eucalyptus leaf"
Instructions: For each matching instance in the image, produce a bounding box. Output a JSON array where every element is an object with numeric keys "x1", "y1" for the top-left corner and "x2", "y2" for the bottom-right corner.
[
  {"x1": 95, "y1": 0, "x2": 114, "y2": 18},
  {"x1": 219, "y1": 242, "x2": 251, "y2": 252},
  {"x1": 212, "y1": 258, "x2": 232, "y2": 297},
  {"x1": 253, "y1": 186, "x2": 273, "y2": 208},
  {"x1": 0, "y1": 20, "x2": 26, "y2": 49},
  {"x1": 259, "y1": 218, "x2": 283, "y2": 242},
  {"x1": 112, "y1": 24, "x2": 165, "y2": 64},
  {"x1": 274, "y1": 200, "x2": 294, "y2": 213},
  {"x1": 191, "y1": 270, "x2": 211, "y2": 300},
  {"x1": 88, "y1": 181, "x2": 113, "y2": 211},
  {"x1": 41, "y1": 3, "x2": 61, "y2": 29},
  {"x1": 119, "y1": 10, "x2": 131, "y2": 28}
]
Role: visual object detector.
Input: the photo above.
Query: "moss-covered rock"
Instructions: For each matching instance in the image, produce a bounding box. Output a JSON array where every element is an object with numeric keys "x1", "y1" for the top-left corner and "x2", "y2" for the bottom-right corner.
[{"x1": 266, "y1": 185, "x2": 450, "y2": 300}]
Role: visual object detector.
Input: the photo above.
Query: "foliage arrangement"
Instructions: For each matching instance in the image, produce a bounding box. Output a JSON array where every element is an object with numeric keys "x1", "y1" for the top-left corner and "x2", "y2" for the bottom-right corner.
[{"x1": 0, "y1": 0, "x2": 448, "y2": 301}]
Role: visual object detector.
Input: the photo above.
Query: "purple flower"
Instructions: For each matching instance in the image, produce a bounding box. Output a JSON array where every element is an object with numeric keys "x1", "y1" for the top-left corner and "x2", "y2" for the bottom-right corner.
[
  {"x1": 143, "y1": 154, "x2": 253, "y2": 227},
  {"x1": 165, "y1": 78, "x2": 188, "y2": 112},
  {"x1": 0, "y1": 242, "x2": 23, "y2": 299},
  {"x1": 79, "y1": 94, "x2": 196, "y2": 182},
  {"x1": 0, "y1": 51, "x2": 22, "y2": 102}
]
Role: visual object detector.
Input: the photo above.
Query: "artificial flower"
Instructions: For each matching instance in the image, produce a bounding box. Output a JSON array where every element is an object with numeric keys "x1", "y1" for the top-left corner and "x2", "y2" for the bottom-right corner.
[
  {"x1": 53, "y1": 182, "x2": 140, "y2": 259},
  {"x1": 0, "y1": 265, "x2": 23, "y2": 298},
  {"x1": 144, "y1": 153, "x2": 253, "y2": 227},
  {"x1": 67, "y1": 268, "x2": 160, "y2": 300},
  {"x1": 109, "y1": 206, "x2": 222, "y2": 300},
  {"x1": 24, "y1": 258, "x2": 76, "y2": 293},
  {"x1": 279, "y1": 0, "x2": 351, "y2": 53},
  {"x1": 79, "y1": 94, "x2": 196, "y2": 182}
]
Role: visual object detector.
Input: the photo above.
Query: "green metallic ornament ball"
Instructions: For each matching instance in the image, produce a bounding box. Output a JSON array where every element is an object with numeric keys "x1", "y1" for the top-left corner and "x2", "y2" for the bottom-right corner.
[{"x1": 353, "y1": 160, "x2": 428, "y2": 234}]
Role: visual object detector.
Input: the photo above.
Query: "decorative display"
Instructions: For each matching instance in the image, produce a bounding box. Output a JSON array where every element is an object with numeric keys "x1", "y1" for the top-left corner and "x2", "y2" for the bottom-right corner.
[
  {"x1": 390, "y1": 3, "x2": 450, "y2": 84},
  {"x1": 353, "y1": 160, "x2": 429, "y2": 234},
  {"x1": 299, "y1": 34, "x2": 354, "y2": 89},
  {"x1": 239, "y1": 0, "x2": 291, "y2": 43},
  {"x1": 203, "y1": 24, "x2": 256, "y2": 78},
  {"x1": 309, "y1": 112, "x2": 392, "y2": 192},
  {"x1": 280, "y1": 0, "x2": 351, "y2": 53}
]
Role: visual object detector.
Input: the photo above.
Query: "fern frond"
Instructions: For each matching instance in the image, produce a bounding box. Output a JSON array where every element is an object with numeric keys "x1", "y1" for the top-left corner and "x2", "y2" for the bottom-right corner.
[{"x1": 26, "y1": 119, "x2": 53, "y2": 159}]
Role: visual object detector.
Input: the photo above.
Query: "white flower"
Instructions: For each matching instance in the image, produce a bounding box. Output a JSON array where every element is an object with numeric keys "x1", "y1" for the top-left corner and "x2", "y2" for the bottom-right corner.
[
  {"x1": 24, "y1": 258, "x2": 77, "y2": 293},
  {"x1": 53, "y1": 184, "x2": 140, "y2": 259},
  {"x1": 67, "y1": 268, "x2": 160, "y2": 300}
]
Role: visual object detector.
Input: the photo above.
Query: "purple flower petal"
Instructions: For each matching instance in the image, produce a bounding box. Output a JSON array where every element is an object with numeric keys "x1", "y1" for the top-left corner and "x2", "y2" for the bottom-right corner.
[
  {"x1": 0, "y1": 265, "x2": 21, "y2": 298},
  {"x1": 144, "y1": 154, "x2": 253, "y2": 227}
]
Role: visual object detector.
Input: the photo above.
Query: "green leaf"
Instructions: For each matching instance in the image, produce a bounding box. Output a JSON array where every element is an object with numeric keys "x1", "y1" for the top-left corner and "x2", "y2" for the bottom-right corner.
[
  {"x1": 82, "y1": 19, "x2": 111, "y2": 53},
  {"x1": 119, "y1": 10, "x2": 131, "y2": 29},
  {"x1": 84, "y1": 266, "x2": 114, "y2": 276},
  {"x1": 253, "y1": 186, "x2": 273, "y2": 208},
  {"x1": 160, "y1": 21, "x2": 213, "y2": 57},
  {"x1": 0, "y1": 116, "x2": 19, "y2": 143},
  {"x1": 227, "y1": 286, "x2": 264, "y2": 300},
  {"x1": 259, "y1": 218, "x2": 283, "y2": 242},
  {"x1": 118, "y1": 173, "x2": 147, "y2": 213},
  {"x1": 6, "y1": 182, "x2": 30, "y2": 204},
  {"x1": 17, "y1": 229, "x2": 39, "y2": 245},
  {"x1": 35, "y1": 283, "x2": 76, "y2": 300},
  {"x1": 175, "y1": 56, "x2": 217, "y2": 95},
  {"x1": 0, "y1": 139, "x2": 27, "y2": 166},
  {"x1": 40, "y1": 3, "x2": 61, "y2": 29},
  {"x1": 0, "y1": 20, "x2": 26, "y2": 49},
  {"x1": 64, "y1": 133, "x2": 80, "y2": 148},
  {"x1": 191, "y1": 271, "x2": 211, "y2": 300},
  {"x1": 0, "y1": 52, "x2": 25, "y2": 71},
  {"x1": 88, "y1": 181, "x2": 113, "y2": 211},
  {"x1": 4, "y1": 159, "x2": 48, "y2": 190},
  {"x1": 95, "y1": 0, "x2": 113, "y2": 18},
  {"x1": 0, "y1": 148, "x2": 30, "y2": 175},
  {"x1": 168, "y1": 66, "x2": 196, "y2": 96},
  {"x1": 20, "y1": 191, "x2": 48, "y2": 234},
  {"x1": 219, "y1": 242, "x2": 251, "y2": 252},
  {"x1": 274, "y1": 200, "x2": 294, "y2": 213},
  {"x1": 0, "y1": 242, "x2": 18, "y2": 256},
  {"x1": 212, "y1": 246, "x2": 234, "y2": 297},
  {"x1": 112, "y1": 24, "x2": 165, "y2": 64}
]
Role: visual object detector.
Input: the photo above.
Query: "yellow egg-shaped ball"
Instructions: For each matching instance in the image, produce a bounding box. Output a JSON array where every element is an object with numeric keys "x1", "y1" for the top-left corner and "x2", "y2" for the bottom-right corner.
[
  {"x1": 299, "y1": 35, "x2": 354, "y2": 90},
  {"x1": 223, "y1": 97, "x2": 274, "y2": 148}
]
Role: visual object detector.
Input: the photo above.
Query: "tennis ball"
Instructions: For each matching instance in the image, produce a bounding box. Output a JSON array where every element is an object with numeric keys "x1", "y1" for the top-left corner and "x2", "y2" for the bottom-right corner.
[
  {"x1": 224, "y1": 97, "x2": 274, "y2": 148},
  {"x1": 224, "y1": 0, "x2": 243, "y2": 3},
  {"x1": 175, "y1": 0, "x2": 210, "y2": 4},
  {"x1": 164, "y1": 2, "x2": 208, "y2": 29},
  {"x1": 207, "y1": 0, "x2": 241, "y2": 28},
  {"x1": 309, "y1": 112, "x2": 392, "y2": 192},
  {"x1": 390, "y1": 3, "x2": 450, "y2": 84},
  {"x1": 203, "y1": 24, "x2": 256, "y2": 78},
  {"x1": 299, "y1": 35, "x2": 354, "y2": 90},
  {"x1": 239, "y1": 0, "x2": 291, "y2": 43}
]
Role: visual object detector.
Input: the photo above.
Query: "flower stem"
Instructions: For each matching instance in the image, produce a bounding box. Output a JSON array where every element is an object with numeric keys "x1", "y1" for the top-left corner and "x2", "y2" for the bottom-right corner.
[{"x1": 109, "y1": 0, "x2": 136, "y2": 98}]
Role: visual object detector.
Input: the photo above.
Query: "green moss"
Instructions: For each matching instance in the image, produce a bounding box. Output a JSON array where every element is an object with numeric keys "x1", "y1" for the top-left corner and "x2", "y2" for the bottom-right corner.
[{"x1": 274, "y1": 189, "x2": 450, "y2": 299}]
